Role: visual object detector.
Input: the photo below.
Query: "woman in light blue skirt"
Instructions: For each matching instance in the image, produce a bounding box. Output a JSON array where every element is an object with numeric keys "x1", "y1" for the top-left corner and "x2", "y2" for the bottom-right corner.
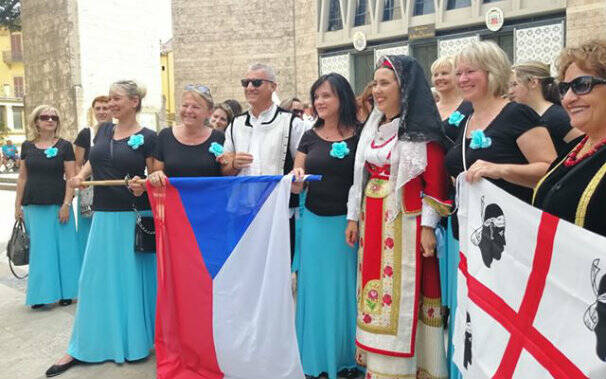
[
  {"x1": 74, "y1": 95, "x2": 113, "y2": 258},
  {"x1": 292, "y1": 73, "x2": 360, "y2": 379},
  {"x1": 46, "y1": 80, "x2": 158, "y2": 377},
  {"x1": 15, "y1": 105, "x2": 81, "y2": 309},
  {"x1": 68, "y1": 211, "x2": 156, "y2": 362}
]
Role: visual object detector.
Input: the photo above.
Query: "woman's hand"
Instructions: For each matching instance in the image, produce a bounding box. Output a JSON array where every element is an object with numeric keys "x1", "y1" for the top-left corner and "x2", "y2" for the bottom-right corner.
[
  {"x1": 290, "y1": 167, "x2": 305, "y2": 194},
  {"x1": 345, "y1": 220, "x2": 359, "y2": 247},
  {"x1": 216, "y1": 152, "x2": 233, "y2": 166},
  {"x1": 58, "y1": 204, "x2": 71, "y2": 224},
  {"x1": 68, "y1": 176, "x2": 85, "y2": 189},
  {"x1": 14, "y1": 205, "x2": 23, "y2": 221},
  {"x1": 465, "y1": 160, "x2": 504, "y2": 184},
  {"x1": 148, "y1": 170, "x2": 167, "y2": 187},
  {"x1": 128, "y1": 176, "x2": 146, "y2": 197},
  {"x1": 420, "y1": 226, "x2": 437, "y2": 257}
]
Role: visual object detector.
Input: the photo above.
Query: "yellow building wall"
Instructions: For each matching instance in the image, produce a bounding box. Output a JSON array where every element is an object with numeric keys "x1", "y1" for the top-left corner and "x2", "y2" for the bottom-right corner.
[
  {"x1": 0, "y1": 27, "x2": 25, "y2": 144},
  {"x1": 161, "y1": 50, "x2": 175, "y2": 126},
  {"x1": 0, "y1": 28, "x2": 24, "y2": 98}
]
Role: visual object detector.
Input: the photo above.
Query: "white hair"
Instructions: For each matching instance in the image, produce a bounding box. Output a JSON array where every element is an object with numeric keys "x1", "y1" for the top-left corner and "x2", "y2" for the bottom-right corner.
[{"x1": 248, "y1": 63, "x2": 277, "y2": 82}]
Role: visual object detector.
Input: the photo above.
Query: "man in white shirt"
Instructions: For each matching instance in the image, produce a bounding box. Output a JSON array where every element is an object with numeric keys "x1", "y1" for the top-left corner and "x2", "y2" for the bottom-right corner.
[
  {"x1": 222, "y1": 63, "x2": 306, "y2": 177},
  {"x1": 221, "y1": 63, "x2": 306, "y2": 260}
]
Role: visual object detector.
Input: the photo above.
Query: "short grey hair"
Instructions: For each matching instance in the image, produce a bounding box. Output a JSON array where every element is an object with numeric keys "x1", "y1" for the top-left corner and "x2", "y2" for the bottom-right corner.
[{"x1": 248, "y1": 63, "x2": 277, "y2": 82}]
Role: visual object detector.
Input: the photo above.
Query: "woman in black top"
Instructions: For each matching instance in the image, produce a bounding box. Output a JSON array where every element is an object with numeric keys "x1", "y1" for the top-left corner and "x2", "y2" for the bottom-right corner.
[
  {"x1": 73, "y1": 95, "x2": 112, "y2": 257},
  {"x1": 291, "y1": 73, "x2": 360, "y2": 379},
  {"x1": 509, "y1": 61, "x2": 583, "y2": 155},
  {"x1": 533, "y1": 40, "x2": 606, "y2": 237},
  {"x1": 15, "y1": 105, "x2": 81, "y2": 310},
  {"x1": 47, "y1": 80, "x2": 157, "y2": 377},
  {"x1": 431, "y1": 55, "x2": 474, "y2": 143},
  {"x1": 148, "y1": 86, "x2": 225, "y2": 186},
  {"x1": 445, "y1": 41, "x2": 556, "y2": 204}
]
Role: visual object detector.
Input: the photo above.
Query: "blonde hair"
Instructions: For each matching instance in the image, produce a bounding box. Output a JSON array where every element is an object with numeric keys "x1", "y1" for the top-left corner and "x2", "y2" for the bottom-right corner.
[
  {"x1": 28, "y1": 105, "x2": 61, "y2": 140},
  {"x1": 556, "y1": 39, "x2": 606, "y2": 81},
  {"x1": 431, "y1": 55, "x2": 455, "y2": 75},
  {"x1": 182, "y1": 90, "x2": 213, "y2": 111},
  {"x1": 455, "y1": 41, "x2": 511, "y2": 97},
  {"x1": 512, "y1": 61, "x2": 560, "y2": 104},
  {"x1": 109, "y1": 80, "x2": 147, "y2": 112}
]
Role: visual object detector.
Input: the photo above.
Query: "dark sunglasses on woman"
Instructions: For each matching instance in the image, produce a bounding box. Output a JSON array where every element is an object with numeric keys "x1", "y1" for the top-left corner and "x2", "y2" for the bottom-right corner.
[
  {"x1": 38, "y1": 115, "x2": 59, "y2": 122},
  {"x1": 240, "y1": 79, "x2": 272, "y2": 88},
  {"x1": 558, "y1": 75, "x2": 606, "y2": 98}
]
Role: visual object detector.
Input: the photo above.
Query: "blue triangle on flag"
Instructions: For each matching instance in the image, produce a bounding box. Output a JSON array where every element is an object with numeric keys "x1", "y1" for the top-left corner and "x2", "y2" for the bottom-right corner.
[{"x1": 170, "y1": 176, "x2": 282, "y2": 279}]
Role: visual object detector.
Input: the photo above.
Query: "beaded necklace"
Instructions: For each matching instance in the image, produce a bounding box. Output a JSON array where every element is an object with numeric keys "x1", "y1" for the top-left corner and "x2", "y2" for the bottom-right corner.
[{"x1": 564, "y1": 136, "x2": 606, "y2": 167}]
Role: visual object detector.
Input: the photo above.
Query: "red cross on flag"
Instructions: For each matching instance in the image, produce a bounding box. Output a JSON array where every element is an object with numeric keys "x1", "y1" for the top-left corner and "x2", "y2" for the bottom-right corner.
[{"x1": 453, "y1": 179, "x2": 606, "y2": 378}]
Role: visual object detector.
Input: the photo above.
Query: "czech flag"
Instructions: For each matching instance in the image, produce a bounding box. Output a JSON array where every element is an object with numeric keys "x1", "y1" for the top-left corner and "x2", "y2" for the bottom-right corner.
[{"x1": 148, "y1": 175, "x2": 304, "y2": 379}]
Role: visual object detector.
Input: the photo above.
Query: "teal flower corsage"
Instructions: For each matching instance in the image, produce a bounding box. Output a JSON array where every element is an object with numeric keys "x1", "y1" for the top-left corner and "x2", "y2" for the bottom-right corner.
[
  {"x1": 209, "y1": 142, "x2": 224, "y2": 157},
  {"x1": 448, "y1": 111, "x2": 465, "y2": 127},
  {"x1": 44, "y1": 147, "x2": 58, "y2": 158},
  {"x1": 127, "y1": 134, "x2": 145, "y2": 150},
  {"x1": 469, "y1": 130, "x2": 492, "y2": 149},
  {"x1": 329, "y1": 141, "x2": 350, "y2": 159}
]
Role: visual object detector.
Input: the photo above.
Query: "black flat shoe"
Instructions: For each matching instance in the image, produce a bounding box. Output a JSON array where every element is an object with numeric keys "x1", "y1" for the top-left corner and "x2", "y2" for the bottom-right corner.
[
  {"x1": 31, "y1": 304, "x2": 44, "y2": 309},
  {"x1": 58, "y1": 299, "x2": 72, "y2": 306},
  {"x1": 45, "y1": 358, "x2": 79, "y2": 377}
]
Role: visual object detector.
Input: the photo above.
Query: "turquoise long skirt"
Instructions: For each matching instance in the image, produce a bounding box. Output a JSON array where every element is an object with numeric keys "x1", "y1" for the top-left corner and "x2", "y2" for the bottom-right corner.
[
  {"x1": 294, "y1": 208, "x2": 357, "y2": 379},
  {"x1": 437, "y1": 217, "x2": 462, "y2": 379},
  {"x1": 68, "y1": 211, "x2": 157, "y2": 363},
  {"x1": 76, "y1": 195, "x2": 92, "y2": 260},
  {"x1": 23, "y1": 205, "x2": 81, "y2": 306}
]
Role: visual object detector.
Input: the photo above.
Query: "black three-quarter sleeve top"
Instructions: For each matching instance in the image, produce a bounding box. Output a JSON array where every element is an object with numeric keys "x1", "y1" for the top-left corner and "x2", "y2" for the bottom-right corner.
[
  {"x1": 533, "y1": 143, "x2": 606, "y2": 237},
  {"x1": 445, "y1": 102, "x2": 541, "y2": 203},
  {"x1": 89, "y1": 123, "x2": 157, "y2": 211},
  {"x1": 20, "y1": 139, "x2": 75, "y2": 206},
  {"x1": 153, "y1": 127, "x2": 225, "y2": 178},
  {"x1": 297, "y1": 129, "x2": 359, "y2": 216}
]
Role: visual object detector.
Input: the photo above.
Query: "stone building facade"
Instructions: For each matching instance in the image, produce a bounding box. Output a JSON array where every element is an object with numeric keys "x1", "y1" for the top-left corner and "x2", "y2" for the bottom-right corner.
[
  {"x1": 172, "y1": 0, "x2": 318, "y2": 111},
  {"x1": 21, "y1": 0, "x2": 163, "y2": 140}
]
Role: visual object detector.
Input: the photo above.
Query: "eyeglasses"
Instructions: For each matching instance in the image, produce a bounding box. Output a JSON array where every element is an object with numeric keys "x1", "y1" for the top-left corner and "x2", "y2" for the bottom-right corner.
[
  {"x1": 38, "y1": 115, "x2": 59, "y2": 122},
  {"x1": 240, "y1": 79, "x2": 273, "y2": 88},
  {"x1": 558, "y1": 75, "x2": 606, "y2": 98},
  {"x1": 185, "y1": 84, "x2": 212, "y2": 99}
]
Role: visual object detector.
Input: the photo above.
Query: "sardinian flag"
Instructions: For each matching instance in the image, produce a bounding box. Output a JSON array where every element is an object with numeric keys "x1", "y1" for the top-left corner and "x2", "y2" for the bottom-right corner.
[
  {"x1": 453, "y1": 179, "x2": 606, "y2": 378},
  {"x1": 148, "y1": 176, "x2": 304, "y2": 379}
]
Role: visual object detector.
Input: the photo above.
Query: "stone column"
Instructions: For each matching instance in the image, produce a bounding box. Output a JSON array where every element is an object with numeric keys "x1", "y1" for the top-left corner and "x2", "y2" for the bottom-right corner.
[{"x1": 21, "y1": 0, "x2": 163, "y2": 140}]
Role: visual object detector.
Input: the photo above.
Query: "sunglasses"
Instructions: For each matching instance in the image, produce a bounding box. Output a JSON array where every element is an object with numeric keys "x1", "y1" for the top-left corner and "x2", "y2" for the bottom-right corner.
[
  {"x1": 185, "y1": 84, "x2": 212, "y2": 98},
  {"x1": 558, "y1": 75, "x2": 606, "y2": 98},
  {"x1": 39, "y1": 115, "x2": 59, "y2": 122},
  {"x1": 240, "y1": 79, "x2": 273, "y2": 88}
]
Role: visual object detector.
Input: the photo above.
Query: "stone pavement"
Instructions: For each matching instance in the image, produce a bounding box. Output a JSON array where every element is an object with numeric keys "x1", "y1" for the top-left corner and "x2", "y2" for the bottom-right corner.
[{"x1": 0, "y1": 190, "x2": 155, "y2": 379}]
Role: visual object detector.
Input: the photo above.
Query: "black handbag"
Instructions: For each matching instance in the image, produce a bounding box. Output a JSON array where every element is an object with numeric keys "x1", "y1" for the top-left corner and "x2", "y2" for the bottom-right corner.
[
  {"x1": 7, "y1": 219, "x2": 29, "y2": 279},
  {"x1": 134, "y1": 207, "x2": 156, "y2": 253}
]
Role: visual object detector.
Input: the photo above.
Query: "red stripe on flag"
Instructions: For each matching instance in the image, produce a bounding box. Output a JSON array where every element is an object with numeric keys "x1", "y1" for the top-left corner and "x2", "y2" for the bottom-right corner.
[
  {"x1": 459, "y1": 212, "x2": 586, "y2": 378},
  {"x1": 149, "y1": 183, "x2": 223, "y2": 379}
]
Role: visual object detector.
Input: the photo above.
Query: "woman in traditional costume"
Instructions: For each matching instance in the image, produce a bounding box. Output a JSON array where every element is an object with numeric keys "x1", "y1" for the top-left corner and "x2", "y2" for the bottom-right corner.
[{"x1": 345, "y1": 55, "x2": 451, "y2": 379}]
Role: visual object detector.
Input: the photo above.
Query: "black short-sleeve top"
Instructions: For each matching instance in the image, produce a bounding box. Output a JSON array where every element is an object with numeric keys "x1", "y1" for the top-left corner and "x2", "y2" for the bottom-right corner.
[
  {"x1": 297, "y1": 129, "x2": 359, "y2": 216},
  {"x1": 74, "y1": 127, "x2": 93, "y2": 162},
  {"x1": 443, "y1": 101, "x2": 474, "y2": 143},
  {"x1": 154, "y1": 127, "x2": 224, "y2": 177},
  {"x1": 445, "y1": 102, "x2": 541, "y2": 203},
  {"x1": 89, "y1": 123, "x2": 157, "y2": 211},
  {"x1": 20, "y1": 138, "x2": 75, "y2": 206},
  {"x1": 539, "y1": 104, "x2": 573, "y2": 156}
]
